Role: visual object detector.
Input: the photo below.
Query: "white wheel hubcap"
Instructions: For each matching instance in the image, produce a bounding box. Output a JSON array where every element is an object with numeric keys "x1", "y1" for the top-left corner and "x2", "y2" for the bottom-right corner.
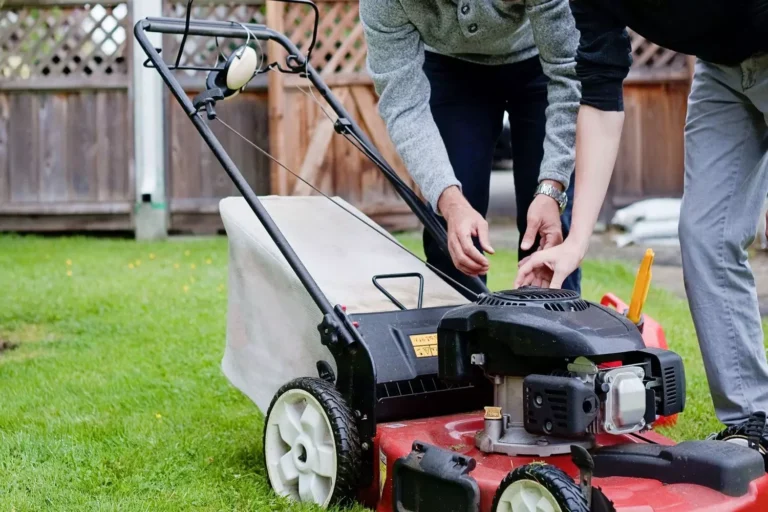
[
  {"x1": 265, "y1": 388, "x2": 337, "y2": 507},
  {"x1": 496, "y1": 479, "x2": 563, "y2": 512}
]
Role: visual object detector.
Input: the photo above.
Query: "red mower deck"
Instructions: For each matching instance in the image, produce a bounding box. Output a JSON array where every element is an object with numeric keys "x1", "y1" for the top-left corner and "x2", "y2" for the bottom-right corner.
[{"x1": 366, "y1": 414, "x2": 768, "y2": 512}]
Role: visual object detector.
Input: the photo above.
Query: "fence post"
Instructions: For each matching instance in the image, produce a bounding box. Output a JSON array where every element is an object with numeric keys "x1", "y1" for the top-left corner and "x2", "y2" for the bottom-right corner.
[
  {"x1": 267, "y1": 1, "x2": 287, "y2": 195},
  {"x1": 132, "y1": 0, "x2": 168, "y2": 240}
]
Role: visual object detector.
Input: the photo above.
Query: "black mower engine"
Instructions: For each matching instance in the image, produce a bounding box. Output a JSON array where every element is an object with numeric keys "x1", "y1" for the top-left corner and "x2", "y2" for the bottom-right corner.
[{"x1": 437, "y1": 288, "x2": 686, "y2": 456}]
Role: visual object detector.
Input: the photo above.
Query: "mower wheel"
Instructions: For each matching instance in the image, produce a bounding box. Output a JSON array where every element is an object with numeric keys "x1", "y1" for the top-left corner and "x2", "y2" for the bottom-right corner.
[
  {"x1": 492, "y1": 463, "x2": 588, "y2": 512},
  {"x1": 262, "y1": 377, "x2": 361, "y2": 508}
]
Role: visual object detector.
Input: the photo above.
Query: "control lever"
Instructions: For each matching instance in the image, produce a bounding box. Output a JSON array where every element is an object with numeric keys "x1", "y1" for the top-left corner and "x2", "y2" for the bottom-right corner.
[
  {"x1": 192, "y1": 88, "x2": 225, "y2": 120},
  {"x1": 571, "y1": 445, "x2": 594, "y2": 508}
]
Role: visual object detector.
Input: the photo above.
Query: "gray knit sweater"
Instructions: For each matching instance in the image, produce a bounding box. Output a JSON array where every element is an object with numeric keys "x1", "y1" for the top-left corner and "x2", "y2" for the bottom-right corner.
[{"x1": 359, "y1": 0, "x2": 581, "y2": 212}]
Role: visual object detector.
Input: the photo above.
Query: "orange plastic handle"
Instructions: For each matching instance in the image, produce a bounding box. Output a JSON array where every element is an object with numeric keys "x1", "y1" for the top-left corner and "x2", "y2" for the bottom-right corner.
[{"x1": 628, "y1": 249, "x2": 654, "y2": 325}]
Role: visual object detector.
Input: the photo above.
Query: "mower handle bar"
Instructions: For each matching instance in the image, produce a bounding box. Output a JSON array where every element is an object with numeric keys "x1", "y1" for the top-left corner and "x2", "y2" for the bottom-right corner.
[
  {"x1": 135, "y1": 17, "x2": 488, "y2": 303},
  {"x1": 135, "y1": 15, "x2": 482, "y2": 477}
]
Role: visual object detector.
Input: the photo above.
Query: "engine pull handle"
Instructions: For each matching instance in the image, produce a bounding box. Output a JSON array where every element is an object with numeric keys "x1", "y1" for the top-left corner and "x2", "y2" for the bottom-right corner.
[{"x1": 628, "y1": 248, "x2": 654, "y2": 325}]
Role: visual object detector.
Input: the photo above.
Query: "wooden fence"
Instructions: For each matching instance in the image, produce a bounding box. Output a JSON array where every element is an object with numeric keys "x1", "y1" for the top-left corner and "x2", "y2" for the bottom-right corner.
[
  {"x1": 609, "y1": 31, "x2": 693, "y2": 216},
  {"x1": 0, "y1": 0, "x2": 134, "y2": 231},
  {"x1": 0, "y1": 0, "x2": 691, "y2": 234},
  {"x1": 161, "y1": 1, "x2": 271, "y2": 233},
  {"x1": 266, "y1": 0, "x2": 415, "y2": 230}
]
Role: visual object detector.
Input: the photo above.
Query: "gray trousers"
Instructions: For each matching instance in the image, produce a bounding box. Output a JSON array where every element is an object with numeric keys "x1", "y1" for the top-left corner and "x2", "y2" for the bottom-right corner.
[{"x1": 680, "y1": 53, "x2": 768, "y2": 426}]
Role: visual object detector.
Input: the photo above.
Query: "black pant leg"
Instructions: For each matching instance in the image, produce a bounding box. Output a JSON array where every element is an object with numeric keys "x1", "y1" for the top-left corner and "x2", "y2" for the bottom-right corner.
[
  {"x1": 505, "y1": 57, "x2": 581, "y2": 293},
  {"x1": 421, "y1": 52, "x2": 505, "y2": 298}
]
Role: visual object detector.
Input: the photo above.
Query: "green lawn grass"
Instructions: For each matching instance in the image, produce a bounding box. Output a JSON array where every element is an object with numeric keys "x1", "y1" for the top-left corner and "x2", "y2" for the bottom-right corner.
[{"x1": 0, "y1": 233, "x2": 752, "y2": 510}]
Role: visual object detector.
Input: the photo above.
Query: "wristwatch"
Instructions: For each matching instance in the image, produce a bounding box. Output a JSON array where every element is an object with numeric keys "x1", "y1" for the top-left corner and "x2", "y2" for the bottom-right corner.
[{"x1": 534, "y1": 182, "x2": 567, "y2": 214}]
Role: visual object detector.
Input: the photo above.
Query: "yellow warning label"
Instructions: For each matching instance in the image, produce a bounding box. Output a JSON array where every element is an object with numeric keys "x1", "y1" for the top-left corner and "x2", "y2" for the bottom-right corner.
[
  {"x1": 484, "y1": 406, "x2": 502, "y2": 420},
  {"x1": 409, "y1": 333, "x2": 438, "y2": 358},
  {"x1": 379, "y1": 449, "x2": 387, "y2": 498}
]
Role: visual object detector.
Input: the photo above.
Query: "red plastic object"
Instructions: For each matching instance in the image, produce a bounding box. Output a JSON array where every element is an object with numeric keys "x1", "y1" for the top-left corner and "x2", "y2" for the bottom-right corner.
[
  {"x1": 601, "y1": 293, "x2": 668, "y2": 350},
  {"x1": 362, "y1": 413, "x2": 768, "y2": 512},
  {"x1": 601, "y1": 293, "x2": 677, "y2": 427}
]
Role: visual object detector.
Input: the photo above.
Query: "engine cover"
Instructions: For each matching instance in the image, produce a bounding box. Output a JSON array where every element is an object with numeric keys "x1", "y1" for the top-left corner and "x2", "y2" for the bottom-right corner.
[{"x1": 438, "y1": 289, "x2": 648, "y2": 380}]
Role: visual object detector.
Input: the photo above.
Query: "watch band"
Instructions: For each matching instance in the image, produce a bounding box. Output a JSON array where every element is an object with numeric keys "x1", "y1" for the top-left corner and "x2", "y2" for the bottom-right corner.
[{"x1": 535, "y1": 182, "x2": 567, "y2": 214}]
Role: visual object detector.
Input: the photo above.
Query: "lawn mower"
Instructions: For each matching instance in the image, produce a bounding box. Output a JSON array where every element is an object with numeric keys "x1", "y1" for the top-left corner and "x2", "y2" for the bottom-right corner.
[{"x1": 135, "y1": 3, "x2": 768, "y2": 510}]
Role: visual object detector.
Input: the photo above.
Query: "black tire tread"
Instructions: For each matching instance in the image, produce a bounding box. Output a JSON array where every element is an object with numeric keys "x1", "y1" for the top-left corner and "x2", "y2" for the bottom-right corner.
[
  {"x1": 492, "y1": 462, "x2": 589, "y2": 512},
  {"x1": 263, "y1": 377, "x2": 362, "y2": 507}
]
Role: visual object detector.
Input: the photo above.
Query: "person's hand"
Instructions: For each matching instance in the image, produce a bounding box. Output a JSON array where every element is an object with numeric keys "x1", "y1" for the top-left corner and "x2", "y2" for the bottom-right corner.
[
  {"x1": 520, "y1": 180, "x2": 565, "y2": 252},
  {"x1": 514, "y1": 239, "x2": 586, "y2": 289},
  {"x1": 438, "y1": 186, "x2": 495, "y2": 276}
]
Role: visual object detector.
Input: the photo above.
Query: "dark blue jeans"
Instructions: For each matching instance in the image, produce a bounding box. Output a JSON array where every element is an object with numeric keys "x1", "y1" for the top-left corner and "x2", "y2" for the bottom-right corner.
[{"x1": 421, "y1": 51, "x2": 580, "y2": 295}]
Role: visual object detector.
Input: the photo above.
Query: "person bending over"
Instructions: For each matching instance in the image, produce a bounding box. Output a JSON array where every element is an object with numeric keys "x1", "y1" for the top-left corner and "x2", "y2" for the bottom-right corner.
[
  {"x1": 359, "y1": 0, "x2": 582, "y2": 297},
  {"x1": 516, "y1": 0, "x2": 768, "y2": 454}
]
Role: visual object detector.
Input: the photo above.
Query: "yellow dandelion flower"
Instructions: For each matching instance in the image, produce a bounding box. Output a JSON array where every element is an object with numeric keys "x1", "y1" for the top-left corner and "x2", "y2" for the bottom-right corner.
[
  {"x1": 156, "y1": 413, "x2": 162, "y2": 420},
  {"x1": 174, "y1": 263, "x2": 180, "y2": 269},
  {"x1": 183, "y1": 285, "x2": 189, "y2": 293},
  {"x1": 190, "y1": 263, "x2": 196, "y2": 270},
  {"x1": 135, "y1": 260, "x2": 142, "y2": 266},
  {"x1": 66, "y1": 270, "x2": 73, "y2": 277},
  {"x1": 128, "y1": 263, "x2": 135, "y2": 269},
  {"x1": 206, "y1": 258, "x2": 212, "y2": 265},
  {"x1": 184, "y1": 250, "x2": 190, "y2": 256},
  {"x1": 149, "y1": 253, "x2": 156, "y2": 260},
  {"x1": 66, "y1": 259, "x2": 72, "y2": 266}
]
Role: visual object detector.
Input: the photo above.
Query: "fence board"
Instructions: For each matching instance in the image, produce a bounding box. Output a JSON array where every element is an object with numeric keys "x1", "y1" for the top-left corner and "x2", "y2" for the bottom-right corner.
[
  {"x1": 39, "y1": 94, "x2": 69, "y2": 202},
  {"x1": 166, "y1": 89, "x2": 270, "y2": 232},
  {"x1": 9, "y1": 93, "x2": 40, "y2": 202},
  {"x1": 69, "y1": 92, "x2": 99, "y2": 199},
  {"x1": 0, "y1": 95, "x2": 8, "y2": 203}
]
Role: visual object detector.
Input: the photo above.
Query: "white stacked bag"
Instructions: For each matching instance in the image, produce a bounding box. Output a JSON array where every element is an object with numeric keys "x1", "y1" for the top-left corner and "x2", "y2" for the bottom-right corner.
[{"x1": 611, "y1": 198, "x2": 682, "y2": 248}]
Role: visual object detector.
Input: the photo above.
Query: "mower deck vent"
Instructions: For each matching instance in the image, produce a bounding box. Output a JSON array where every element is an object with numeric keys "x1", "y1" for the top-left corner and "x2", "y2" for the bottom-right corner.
[
  {"x1": 377, "y1": 375, "x2": 473, "y2": 399},
  {"x1": 499, "y1": 289, "x2": 580, "y2": 301},
  {"x1": 475, "y1": 295, "x2": 528, "y2": 308},
  {"x1": 546, "y1": 390, "x2": 569, "y2": 428},
  {"x1": 525, "y1": 389, "x2": 569, "y2": 430},
  {"x1": 478, "y1": 290, "x2": 590, "y2": 312},
  {"x1": 543, "y1": 300, "x2": 590, "y2": 312},
  {"x1": 664, "y1": 366, "x2": 678, "y2": 403}
]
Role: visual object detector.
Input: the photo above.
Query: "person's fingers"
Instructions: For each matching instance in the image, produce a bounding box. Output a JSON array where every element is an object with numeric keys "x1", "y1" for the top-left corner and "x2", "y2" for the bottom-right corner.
[
  {"x1": 542, "y1": 278, "x2": 551, "y2": 288},
  {"x1": 514, "y1": 254, "x2": 541, "y2": 287},
  {"x1": 477, "y1": 221, "x2": 494, "y2": 254},
  {"x1": 459, "y1": 229, "x2": 489, "y2": 267},
  {"x1": 514, "y1": 267, "x2": 532, "y2": 288},
  {"x1": 449, "y1": 238, "x2": 472, "y2": 275},
  {"x1": 551, "y1": 266, "x2": 569, "y2": 290},
  {"x1": 450, "y1": 238, "x2": 484, "y2": 275},
  {"x1": 531, "y1": 273, "x2": 543, "y2": 288},
  {"x1": 518, "y1": 254, "x2": 532, "y2": 267},
  {"x1": 540, "y1": 230, "x2": 563, "y2": 250},
  {"x1": 520, "y1": 220, "x2": 539, "y2": 251}
]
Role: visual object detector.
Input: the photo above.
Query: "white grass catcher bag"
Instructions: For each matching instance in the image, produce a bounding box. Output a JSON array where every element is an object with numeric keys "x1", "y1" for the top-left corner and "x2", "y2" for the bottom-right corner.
[{"x1": 219, "y1": 195, "x2": 468, "y2": 413}]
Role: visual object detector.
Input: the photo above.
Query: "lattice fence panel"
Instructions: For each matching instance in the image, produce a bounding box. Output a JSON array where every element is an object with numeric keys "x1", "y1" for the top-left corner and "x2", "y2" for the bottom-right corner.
[
  {"x1": 282, "y1": 1, "x2": 366, "y2": 75},
  {"x1": 629, "y1": 30, "x2": 689, "y2": 76},
  {"x1": 162, "y1": 1, "x2": 267, "y2": 79},
  {"x1": 0, "y1": 3, "x2": 130, "y2": 82}
]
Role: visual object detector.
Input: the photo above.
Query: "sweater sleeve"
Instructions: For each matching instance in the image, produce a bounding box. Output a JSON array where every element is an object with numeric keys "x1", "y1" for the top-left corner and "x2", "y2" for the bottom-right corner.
[
  {"x1": 526, "y1": 0, "x2": 581, "y2": 189},
  {"x1": 359, "y1": 0, "x2": 461, "y2": 213},
  {"x1": 569, "y1": 0, "x2": 633, "y2": 112}
]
